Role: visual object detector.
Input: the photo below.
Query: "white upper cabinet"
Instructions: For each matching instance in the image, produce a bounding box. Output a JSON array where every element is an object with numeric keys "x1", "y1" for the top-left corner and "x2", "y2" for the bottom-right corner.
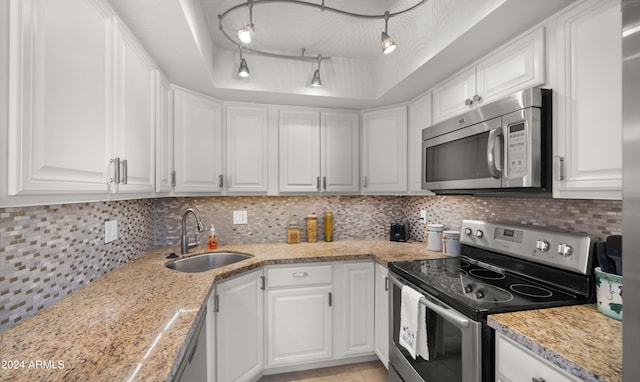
[
  {"x1": 408, "y1": 93, "x2": 433, "y2": 194},
  {"x1": 279, "y1": 110, "x2": 321, "y2": 193},
  {"x1": 548, "y1": 0, "x2": 622, "y2": 199},
  {"x1": 173, "y1": 87, "x2": 223, "y2": 194},
  {"x1": 8, "y1": 0, "x2": 114, "y2": 195},
  {"x1": 155, "y1": 70, "x2": 173, "y2": 193},
  {"x1": 111, "y1": 21, "x2": 156, "y2": 194},
  {"x1": 225, "y1": 104, "x2": 269, "y2": 193},
  {"x1": 321, "y1": 112, "x2": 360, "y2": 193},
  {"x1": 279, "y1": 109, "x2": 359, "y2": 194},
  {"x1": 361, "y1": 105, "x2": 407, "y2": 194},
  {"x1": 432, "y1": 28, "x2": 545, "y2": 124}
]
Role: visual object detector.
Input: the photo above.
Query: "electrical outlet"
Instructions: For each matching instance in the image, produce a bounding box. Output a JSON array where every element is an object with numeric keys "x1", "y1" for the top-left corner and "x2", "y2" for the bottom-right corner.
[
  {"x1": 233, "y1": 210, "x2": 248, "y2": 225},
  {"x1": 104, "y1": 220, "x2": 118, "y2": 243},
  {"x1": 420, "y1": 210, "x2": 427, "y2": 221}
]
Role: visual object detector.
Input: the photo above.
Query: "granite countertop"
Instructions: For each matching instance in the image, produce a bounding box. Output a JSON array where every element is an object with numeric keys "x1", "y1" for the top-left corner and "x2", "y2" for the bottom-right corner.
[
  {"x1": 488, "y1": 304, "x2": 622, "y2": 382},
  {"x1": 0, "y1": 239, "x2": 441, "y2": 381}
]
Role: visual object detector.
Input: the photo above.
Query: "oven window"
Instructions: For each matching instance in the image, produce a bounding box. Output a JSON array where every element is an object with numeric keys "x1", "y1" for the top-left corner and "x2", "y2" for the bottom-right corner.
[
  {"x1": 425, "y1": 131, "x2": 491, "y2": 182},
  {"x1": 392, "y1": 286, "x2": 463, "y2": 381}
]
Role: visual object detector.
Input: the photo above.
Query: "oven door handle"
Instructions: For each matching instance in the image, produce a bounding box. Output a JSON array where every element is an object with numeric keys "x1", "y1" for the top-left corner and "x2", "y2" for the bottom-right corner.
[
  {"x1": 391, "y1": 277, "x2": 470, "y2": 328},
  {"x1": 487, "y1": 127, "x2": 503, "y2": 179}
]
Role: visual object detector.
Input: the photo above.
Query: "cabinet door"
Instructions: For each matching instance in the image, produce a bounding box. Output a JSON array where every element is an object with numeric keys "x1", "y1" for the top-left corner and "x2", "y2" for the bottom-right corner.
[
  {"x1": 476, "y1": 28, "x2": 545, "y2": 106},
  {"x1": 341, "y1": 262, "x2": 374, "y2": 356},
  {"x1": 8, "y1": 0, "x2": 113, "y2": 195},
  {"x1": 155, "y1": 70, "x2": 173, "y2": 193},
  {"x1": 496, "y1": 334, "x2": 580, "y2": 382},
  {"x1": 321, "y1": 112, "x2": 359, "y2": 193},
  {"x1": 408, "y1": 93, "x2": 433, "y2": 194},
  {"x1": 216, "y1": 269, "x2": 264, "y2": 382},
  {"x1": 361, "y1": 106, "x2": 407, "y2": 194},
  {"x1": 550, "y1": 0, "x2": 622, "y2": 199},
  {"x1": 267, "y1": 285, "x2": 333, "y2": 366},
  {"x1": 113, "y1": 22, "x2": 156, "y2": 194},
  {"x1": 225, "y1": 104, "x2": 269, "y2": 193},
  {"x1": 374, "y1": 263, "x2": 389, "y2": 367},
  {"x1": 173, "y1": 87, "x2": 223, "y2": 193},
  {"x1": 432, "y1": 68, "x2": 476, "y2": 124},
  {"x1": 278, "y1": 110, "x2": 320, "y2": 193}
]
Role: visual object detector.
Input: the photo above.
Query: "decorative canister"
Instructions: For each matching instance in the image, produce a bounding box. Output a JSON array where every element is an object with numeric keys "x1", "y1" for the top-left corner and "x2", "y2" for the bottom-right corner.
[
  {"x1": 324, "y1": 208, "x2": 333, "y2": 242},
  {"x1": 306, "y1": 213, "x2": 317, "y2": 243},
  {"x1": 286, "y1": 215, "x2": 301, "y2": 244},
  {"x1": 426, "y1": 224, "x2": 444, "y2": 251},
  {"x1": 442, "y1": 230, "x2": 461, "y2": 257},
  {"x1": 595, "y1": 267, "x2": 623, "y2": 321}
]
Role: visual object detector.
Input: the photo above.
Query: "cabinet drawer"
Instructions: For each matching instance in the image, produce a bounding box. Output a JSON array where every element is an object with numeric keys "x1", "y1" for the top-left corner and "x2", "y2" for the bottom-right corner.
[
  {"x1": 267, "y1": 264, "x2": 333, "y2": 288},
  {"x1": 496, "y1": 334, "x2": 579, "y2": 382}
]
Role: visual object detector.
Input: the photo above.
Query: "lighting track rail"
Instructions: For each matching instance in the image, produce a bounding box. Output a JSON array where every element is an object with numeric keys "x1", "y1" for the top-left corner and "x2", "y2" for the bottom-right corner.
[{"x1": 218, "y1": 0, "x2": 427, "y2": 84}]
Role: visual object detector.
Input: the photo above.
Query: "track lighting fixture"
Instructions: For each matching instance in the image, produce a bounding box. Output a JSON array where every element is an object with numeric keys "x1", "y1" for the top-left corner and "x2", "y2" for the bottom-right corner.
[
  {"x1": 237, "y1": 0, "x2": 254, "y2": 44},
  {"x1": 311, "y1": 55, "x2": 322, "y2": 87},
  {"x1": 218, "y1": 0, "x2": 426, "y2": 85},
  {"x1": 381, "y1": 11, "x2": 396, "y2": 55},
  {"x1": 238, "y1": 47, "x2": 250, "y2": 78}
]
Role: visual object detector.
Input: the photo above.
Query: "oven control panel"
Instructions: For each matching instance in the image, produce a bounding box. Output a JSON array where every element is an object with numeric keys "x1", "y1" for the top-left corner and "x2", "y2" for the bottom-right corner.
[{"x1": 460, "y1": 220, "x2": 594, "y2": 275}]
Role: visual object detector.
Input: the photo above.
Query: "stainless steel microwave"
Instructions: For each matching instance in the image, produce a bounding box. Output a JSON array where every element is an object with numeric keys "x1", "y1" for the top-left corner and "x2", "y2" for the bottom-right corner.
[{"x1": 421, "y1": 87, "x2": 552, "y2": 195}]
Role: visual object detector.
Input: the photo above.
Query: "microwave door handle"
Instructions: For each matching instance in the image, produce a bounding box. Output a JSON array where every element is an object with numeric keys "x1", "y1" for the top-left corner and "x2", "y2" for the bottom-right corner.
[{"x1": 487, "y1": 127, "x2": 503, "y2": 179}]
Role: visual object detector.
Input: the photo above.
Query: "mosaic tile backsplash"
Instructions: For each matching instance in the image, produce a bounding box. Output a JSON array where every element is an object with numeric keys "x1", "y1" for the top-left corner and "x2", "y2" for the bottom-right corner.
[
  {"x1": 0, "y1": 200, "x2": 154, "y2": 332},
  {"x1": 0, "y1": 195, "x2": 622, "y2": 332}
]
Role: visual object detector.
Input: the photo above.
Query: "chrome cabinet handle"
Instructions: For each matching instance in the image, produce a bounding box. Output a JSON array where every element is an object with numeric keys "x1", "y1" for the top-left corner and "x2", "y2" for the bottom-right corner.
[
  {"x1": 487, "y1": 127, "x2": 503, "y2": 179},
  {"x1": 316, "y1": 176, "x2": 321, "y2": 190},
  {"x1": 260, "y1": 276, "x2": 265, "y2": 290},
  {"x1": 110, "y1": 157, "x2": 120, "y2": 184},
  {"x1": 292, "y1": 272, "x2": 308, "y2": 277},
  {"x1": 384, "y1": 276, "x2": 389, "y2": 291},
  {"x1": 465, "y1": 98, "x2": 473, "y2": 106},
  {"x1": 557, "y1": 156, "x2": 566, "y2": 181},
  {"x1": 328, "y1": 292, "x2": 332, "y2": 307},
  {"x1": 121, "y1": 160, "x2": 128, "y2": 185},
  {"x1": 363, "y1": 176, "x2": 368, "y2": 188},
  {"x1": 473, "y1": 94, "x2": 482, "y2": 103},
  {"x1": 218, "y1": 174, "x2": 224, "y2": 188},
  {"x1": 322, "y1": 176, "x2": 327, "y2": 190}
]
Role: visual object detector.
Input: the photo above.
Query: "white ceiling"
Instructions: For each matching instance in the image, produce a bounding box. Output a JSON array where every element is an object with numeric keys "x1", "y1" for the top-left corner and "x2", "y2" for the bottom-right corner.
[{"x1": 108, "y1": 0, "x2": 575, "y2": 109}]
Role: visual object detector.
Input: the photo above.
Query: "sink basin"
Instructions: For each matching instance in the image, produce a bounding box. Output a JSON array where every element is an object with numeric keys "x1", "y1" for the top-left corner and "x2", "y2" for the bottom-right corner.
[{"x1": 166, "y1": 252, "x2": 252, "y2": 273}]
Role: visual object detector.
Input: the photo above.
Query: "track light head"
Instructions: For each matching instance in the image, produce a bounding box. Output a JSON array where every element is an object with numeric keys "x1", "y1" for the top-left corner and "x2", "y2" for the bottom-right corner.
[
  {"x1": 381, "y1": 11, "x2": 396, "y2": 54},
  {"x1": 311, "y1": 55, "x2": 322, "y2": 87},
  {"x1": 238, "y1": 58, "x2": 250, "y2": 77}
]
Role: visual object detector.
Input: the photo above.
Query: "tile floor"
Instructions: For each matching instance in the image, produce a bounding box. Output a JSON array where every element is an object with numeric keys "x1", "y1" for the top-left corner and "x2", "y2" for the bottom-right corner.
[{"x1": 258, "y1": 361, "x2": 387, "y2": 382}]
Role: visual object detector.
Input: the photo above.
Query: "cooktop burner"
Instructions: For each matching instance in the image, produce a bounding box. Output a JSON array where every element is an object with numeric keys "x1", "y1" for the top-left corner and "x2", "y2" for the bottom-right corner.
[{"x1": 389, "y1": 256, "x2": 584, "y2": 319}]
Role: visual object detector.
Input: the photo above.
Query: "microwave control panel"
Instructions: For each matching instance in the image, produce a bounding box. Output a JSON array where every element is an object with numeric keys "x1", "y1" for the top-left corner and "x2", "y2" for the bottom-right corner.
[{"x1": 506, "y1": 122, "x2": 527, "y2": 177}]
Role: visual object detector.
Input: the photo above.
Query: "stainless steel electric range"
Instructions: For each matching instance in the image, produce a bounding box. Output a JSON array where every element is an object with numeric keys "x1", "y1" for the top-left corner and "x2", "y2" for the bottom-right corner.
[{"x1": 388, "y1": 220, "x2": 596, "y2": 382}]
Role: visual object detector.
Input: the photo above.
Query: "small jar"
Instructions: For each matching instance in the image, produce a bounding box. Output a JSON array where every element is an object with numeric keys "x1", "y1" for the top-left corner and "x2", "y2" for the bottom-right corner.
[
  {"x1": 306, "y1": 213, "x2": 317, "y2": 243},
  {"x1": 426, "y1": 224, "x2": 444, "y2": 252},
  {"x1": 286, "y1": 215, "x2": 301, "y2": 244},
  {"x1": 442, "y1": 230, "x2": 461, "y2": 257}
]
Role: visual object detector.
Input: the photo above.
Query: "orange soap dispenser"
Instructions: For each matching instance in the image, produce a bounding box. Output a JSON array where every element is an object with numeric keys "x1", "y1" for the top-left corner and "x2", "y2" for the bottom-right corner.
[{"x1": 208, "y1": 224, "x2": 218, "y2": 250}]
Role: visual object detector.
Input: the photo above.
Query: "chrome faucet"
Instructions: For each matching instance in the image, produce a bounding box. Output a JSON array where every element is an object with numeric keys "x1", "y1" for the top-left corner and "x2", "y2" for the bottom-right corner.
[{"x1": 181, "y1": 208, "x2": 205, "y2": 254}]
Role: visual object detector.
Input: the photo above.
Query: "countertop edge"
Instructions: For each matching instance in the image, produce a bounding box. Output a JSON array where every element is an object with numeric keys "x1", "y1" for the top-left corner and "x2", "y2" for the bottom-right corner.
[{"x1": 487, "y1": 315, "x2": 606, "y2": 382}]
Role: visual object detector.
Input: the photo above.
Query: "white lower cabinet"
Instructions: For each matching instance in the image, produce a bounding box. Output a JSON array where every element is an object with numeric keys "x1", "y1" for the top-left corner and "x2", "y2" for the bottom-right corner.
[
  {"x1": 496, "y1": 333, "x2": 580, "y2": 382},
  {"x1": 340, "y1": 262, "x2": 375, "y2": 357},
  {"x1": 214, "y1": 269, "x2": 264, "y2": 382},
  {"x1": 266, "y1": 264, "x2": 334, "y2": 367},
  {"x1": 374, "y1": 263, "x2": 389, "y2": 367}
]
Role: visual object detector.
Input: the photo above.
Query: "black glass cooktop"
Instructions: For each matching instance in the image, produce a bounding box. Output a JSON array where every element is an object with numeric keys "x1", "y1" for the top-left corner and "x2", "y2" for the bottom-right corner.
[{"x1": 389, "y1": 257, "x2": 587, "y2": 320}]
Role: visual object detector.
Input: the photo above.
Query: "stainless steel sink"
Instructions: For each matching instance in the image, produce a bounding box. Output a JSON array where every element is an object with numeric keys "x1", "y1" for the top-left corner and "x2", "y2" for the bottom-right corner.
[{"x1": 166, "y1": 252, "x2": 252, "y2": 273}]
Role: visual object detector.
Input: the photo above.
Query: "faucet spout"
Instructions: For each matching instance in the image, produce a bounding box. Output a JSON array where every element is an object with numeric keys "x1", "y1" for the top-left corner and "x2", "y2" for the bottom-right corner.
[{"x1": 181, "y1": 208, "x2": 205, "y2": 254}]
